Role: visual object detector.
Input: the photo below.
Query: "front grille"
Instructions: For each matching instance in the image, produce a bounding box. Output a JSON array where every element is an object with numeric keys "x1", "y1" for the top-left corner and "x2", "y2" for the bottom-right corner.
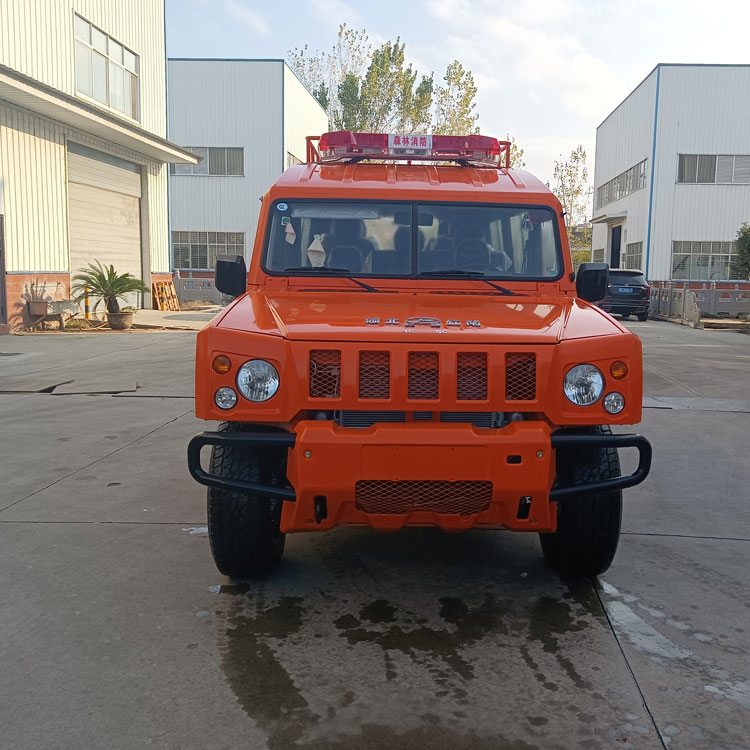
[
  {"x1": 505, "y1": 353, "x2": 536, "y2": 401},
  {"x1": 440, "y1": 411, "x2": 500, "y2": 428},
  {"x1": 408, "y1": 352, "x2": 439, "y2": 399},
  {"x1": 359, "y1": 351, "x2": 390, "y2": 399},
  {"x1": 336, "y1": 411, "x2": 406, "y2": 428},
  {"x1": 336, "y1": 411, "x2": 498, "y2": 428},
  {"x1": 309, "y1": 350, "x2": 341, "y2": 398},
  {"x1": 355, "y1": 480, "x2": 493, "y2": 515},
  {"x1": 456, "y1": 352, "x2": 488, "y2": 400}
]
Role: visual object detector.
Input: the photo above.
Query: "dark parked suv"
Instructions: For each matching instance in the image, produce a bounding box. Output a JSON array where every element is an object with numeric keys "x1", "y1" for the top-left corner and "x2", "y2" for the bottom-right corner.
[{"x1": 597, "y1": 269, "x2": 650, "y2": 321}]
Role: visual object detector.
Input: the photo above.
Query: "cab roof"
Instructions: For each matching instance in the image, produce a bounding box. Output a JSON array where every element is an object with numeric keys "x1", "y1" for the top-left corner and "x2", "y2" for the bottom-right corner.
[{"x1": 272, "y1": 163, "x2": 556, "y2": 202}]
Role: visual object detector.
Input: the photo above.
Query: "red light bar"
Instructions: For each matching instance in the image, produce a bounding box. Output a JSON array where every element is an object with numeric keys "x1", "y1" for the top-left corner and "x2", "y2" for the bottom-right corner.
[{"x1": 315, "y1": 131, "x2": 511, "y2": 168}]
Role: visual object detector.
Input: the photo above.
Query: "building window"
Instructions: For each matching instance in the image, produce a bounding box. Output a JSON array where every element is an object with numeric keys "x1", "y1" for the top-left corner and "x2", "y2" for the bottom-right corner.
[
  {"x1": 170, "y1": 148, "x2": 244, "y2": 176},
  {"x1": 671, "y1": 240, "x2": 739, "y2": 281},
  {"x1": 171, "y1": 231, "x2": 245, "y2": 270},
  {"x1": 622, "y1": 242, "x2": 643, "y2": 270},
  {"x1": 74, "y1": 14, "x2": 138, "y2": 120},
  {"x1": 678, "y1": 154, "x2": 750, "y2": 184},
  {"x1": 596, "y1": 159, "x2": 647, "y2": 209},
  {"x1": 592, "y1": 248, "x2": 605, "y2": 263}
]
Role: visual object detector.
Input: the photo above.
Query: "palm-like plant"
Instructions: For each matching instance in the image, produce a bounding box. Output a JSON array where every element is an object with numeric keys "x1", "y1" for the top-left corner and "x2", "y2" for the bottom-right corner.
[{"x1": 72, "y1": 261, "x2": 149, "y2": 314}]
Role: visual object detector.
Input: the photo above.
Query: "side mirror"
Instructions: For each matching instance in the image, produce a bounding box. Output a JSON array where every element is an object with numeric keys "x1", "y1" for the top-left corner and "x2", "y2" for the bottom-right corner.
[
  {"x1": 576, "y1": 262, "x2": 609, "y2": 302},
  {"x1": 215, "y1": 254, "x2": 247, "y2": 297}
]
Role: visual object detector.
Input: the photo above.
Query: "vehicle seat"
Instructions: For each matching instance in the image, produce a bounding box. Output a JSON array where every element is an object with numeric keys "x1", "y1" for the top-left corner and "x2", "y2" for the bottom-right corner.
[
  {"x1": 326, "y1": 245, "x2": 364, "y2": 272},
  {"x1": 455, "y1": 239, "x2": 491, "y2": 270},
  {"x1": 418, "y1": 250, "x2": 452, "y2": 272},
  {"x1": 370, "y1": 251, "x2": 404, "y2": 274}
]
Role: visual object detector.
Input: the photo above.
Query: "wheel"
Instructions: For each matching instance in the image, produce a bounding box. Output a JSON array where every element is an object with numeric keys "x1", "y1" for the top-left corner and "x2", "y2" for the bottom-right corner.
[
  {"x1": 636, "y1": 312, "x2": 649, "y2": 321},
  {"x1": 207, "y1": 422, "x2": 287, "y2": 578},
  {"x1": 540, "y1": 426, "x2": 622, "y2": 577}
]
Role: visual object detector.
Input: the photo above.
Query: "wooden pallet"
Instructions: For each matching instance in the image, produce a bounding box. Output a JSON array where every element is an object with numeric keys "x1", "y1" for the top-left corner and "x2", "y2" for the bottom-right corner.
[{"x1": 152, "y1": 281, "x2": 180, "y2": 311}]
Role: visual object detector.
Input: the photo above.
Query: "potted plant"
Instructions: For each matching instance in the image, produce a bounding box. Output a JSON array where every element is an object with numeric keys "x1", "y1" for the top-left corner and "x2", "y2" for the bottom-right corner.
[{"x1": 72, "y1": 261, "x2": 149, "y2": 330}]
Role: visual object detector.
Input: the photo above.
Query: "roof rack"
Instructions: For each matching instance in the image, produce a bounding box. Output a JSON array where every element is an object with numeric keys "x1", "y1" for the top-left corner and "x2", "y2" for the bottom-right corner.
[{"x1": 306, "y1": 131, "x2": 511, "y2": 169}]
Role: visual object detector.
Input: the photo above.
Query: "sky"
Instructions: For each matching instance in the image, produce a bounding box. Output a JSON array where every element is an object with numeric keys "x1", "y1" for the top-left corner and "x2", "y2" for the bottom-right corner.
[{"x1": 166, "y1": 0, "x2": 750, "y2": 204}]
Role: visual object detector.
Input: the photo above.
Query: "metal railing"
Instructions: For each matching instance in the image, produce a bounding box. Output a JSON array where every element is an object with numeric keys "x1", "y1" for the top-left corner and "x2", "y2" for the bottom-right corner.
[{"x1": 650, "y1": 281, "x2": 750, "y2": 322}]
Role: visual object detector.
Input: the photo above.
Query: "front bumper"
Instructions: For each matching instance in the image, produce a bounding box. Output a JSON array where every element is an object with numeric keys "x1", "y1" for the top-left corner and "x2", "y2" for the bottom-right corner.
[
  {"x1": 187, "y1": 422, "x2": 651, "y2": 533},
  {"x1": 598, "y1": 300, "x2": 649, "y2": 315}
]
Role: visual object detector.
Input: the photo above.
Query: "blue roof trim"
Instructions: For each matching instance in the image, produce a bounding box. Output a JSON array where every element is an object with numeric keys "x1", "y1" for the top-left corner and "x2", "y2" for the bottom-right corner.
[{"x1": 645, "y1": 65, "x2": 661, "y2": 280}]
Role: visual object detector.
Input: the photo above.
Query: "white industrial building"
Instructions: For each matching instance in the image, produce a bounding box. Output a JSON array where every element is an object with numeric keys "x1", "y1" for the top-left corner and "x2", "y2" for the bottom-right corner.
[
  {"x1": 0, "y1": 0, "x2": 197, "y2": 332},
  {"x1": 592, "y1": 64, "x2": 750, "y2": 282},
  {"x1": 167, "y1": 59, "x2": 328, "y2": 279}
]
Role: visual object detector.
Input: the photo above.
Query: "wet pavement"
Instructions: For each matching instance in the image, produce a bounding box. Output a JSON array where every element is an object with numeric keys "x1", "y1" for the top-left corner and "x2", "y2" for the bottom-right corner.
[{"x1": 0, "y1": 321, "x2": 748, "y2": 749}]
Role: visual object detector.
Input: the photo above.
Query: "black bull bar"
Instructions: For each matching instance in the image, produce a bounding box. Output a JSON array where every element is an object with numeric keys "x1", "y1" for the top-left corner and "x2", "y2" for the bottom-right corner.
[{"x1": 187, "y1": 430, "x2": 651, "y2": 502}]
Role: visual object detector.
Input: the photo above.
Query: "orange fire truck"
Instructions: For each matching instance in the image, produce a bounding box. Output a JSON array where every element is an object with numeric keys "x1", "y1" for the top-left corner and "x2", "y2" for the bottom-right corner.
[{"x1": 188, "y1": 131, "x2": 651, "y2": 579}]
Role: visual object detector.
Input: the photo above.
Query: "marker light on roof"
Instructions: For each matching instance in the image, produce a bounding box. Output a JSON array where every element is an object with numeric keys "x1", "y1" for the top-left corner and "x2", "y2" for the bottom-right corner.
[{"x1": 316, "y1": 131, "x2": 509, "y2": 167}]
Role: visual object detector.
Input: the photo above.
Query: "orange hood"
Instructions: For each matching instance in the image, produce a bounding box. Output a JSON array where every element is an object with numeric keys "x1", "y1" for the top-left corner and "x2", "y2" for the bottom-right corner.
[{"x1": 215, "y1": 290, "x2": 625, "y2": 344}]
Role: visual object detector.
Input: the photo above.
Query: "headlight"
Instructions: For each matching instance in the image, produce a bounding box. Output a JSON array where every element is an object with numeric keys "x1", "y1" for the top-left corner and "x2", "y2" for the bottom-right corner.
[
  {"x1": 603, "y1": 392, "x2": 625, "y2": 414},
  {"x1": 236, "y1": 359, "x2": 280, "y2": 402},
  {"x1": 214, "y1": 387, "x2": 237, "y2": 410},
  {"x1": 564, "y1": 364, "x2": 604, "y2": 405}
]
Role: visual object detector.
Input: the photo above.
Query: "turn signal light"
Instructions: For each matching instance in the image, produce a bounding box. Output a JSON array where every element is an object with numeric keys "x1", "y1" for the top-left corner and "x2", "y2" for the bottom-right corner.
[
  {"x1": 212, "y1": 355, "x2": 232, "y2": 374},
  {"x1": 610, "y1": 361, "x2": 628, "y2": 379}
]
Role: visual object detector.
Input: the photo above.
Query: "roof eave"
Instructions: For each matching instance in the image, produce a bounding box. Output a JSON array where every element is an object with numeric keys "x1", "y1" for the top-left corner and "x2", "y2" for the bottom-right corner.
[{"x1": 0, "y1": 64, "x2": 198, "y2": 164}]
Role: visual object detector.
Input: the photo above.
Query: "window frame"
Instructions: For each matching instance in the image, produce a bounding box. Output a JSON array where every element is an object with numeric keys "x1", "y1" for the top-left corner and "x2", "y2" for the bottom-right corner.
[
  {"x1": 73, "y1": 13, "x2": 139, "y2": 121},
  {"x1": 170, "y1": 147, "x2": 244, "y2": 176},
  {"x1": 260, "y1": 198, "x2": 565, "y2": 283},
  {"x1": 171, "y1": 231, "x2": 245, "y2": 271},
  {"x1": 596, "y1": 159, "x2": 648, "y2": 209}
]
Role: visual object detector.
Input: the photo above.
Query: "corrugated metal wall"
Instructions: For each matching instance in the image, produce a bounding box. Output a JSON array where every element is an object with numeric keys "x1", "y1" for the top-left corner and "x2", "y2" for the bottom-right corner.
[
  {"x1": 0, "y1": 0, "x2": 167, "y2": 137},
  {"x1": 594, "y1": 65, "x2": 750, "y2": 280},
  {"x1": 283, "y1": 65, "x2": 329, "y2": 164},
  {"x1": 592, "y1": 69, "x2": 657, "y2": 270},
  {"x1": 651, "y1": 66, "x2": 750, "y2": 281},
  {"x1": 167, "y1": 60, "x2": 285, "y2": 258},
  {"x1": 0, "y1": 101, "x2": 169, "y2": 273}
]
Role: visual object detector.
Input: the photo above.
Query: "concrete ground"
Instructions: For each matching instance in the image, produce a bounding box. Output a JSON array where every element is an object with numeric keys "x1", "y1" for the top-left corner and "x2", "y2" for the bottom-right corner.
[{"x1": 0, "y1": 321, "x2": 748, "y2": 749}]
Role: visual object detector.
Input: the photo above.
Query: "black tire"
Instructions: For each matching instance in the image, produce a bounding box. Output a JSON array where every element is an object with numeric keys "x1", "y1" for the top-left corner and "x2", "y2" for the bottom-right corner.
[
  {"x1": 207, "y1": 422, "x2": 287, "y2": 578},
  {"x1": 540, "y1": 426, "x2": 622, "y2": 577},
  {"x1": 636, "y1": 312, "x2": 649, "y2": 321}
]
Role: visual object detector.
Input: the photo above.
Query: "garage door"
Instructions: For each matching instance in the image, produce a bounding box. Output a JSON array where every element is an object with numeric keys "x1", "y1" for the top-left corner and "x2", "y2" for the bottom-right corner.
[{"x1": 67, "y1": 143, "x2": 143, "y2": 303}]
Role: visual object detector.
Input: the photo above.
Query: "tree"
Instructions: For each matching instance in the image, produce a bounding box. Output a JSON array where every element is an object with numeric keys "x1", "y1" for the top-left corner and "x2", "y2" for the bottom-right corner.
[
  {"x1": 736, "y1": 222, "x2": 750, "y2": 279},
  {"x1": 434, "y1": 61, "x2": 478, "y2": 135},
  {"x1": 288, "y1": 25, "x2": 371, "y2": 129},
  {"x1": 551, "y1": 145, "x2": 592, "y2": 243},
  {"x1": 505, "y1": 134, "x2": 525, "y2": 169},
  {"x1": 288, "y1": 28, "x2": 475, "y2": 137},
  {"x1": 356, "y1": 39, "x2": 433, "y2": 132}
]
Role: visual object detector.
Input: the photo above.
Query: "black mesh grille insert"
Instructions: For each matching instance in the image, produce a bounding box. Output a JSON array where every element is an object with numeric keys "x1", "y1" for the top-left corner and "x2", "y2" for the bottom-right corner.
[
  {"x1": 457, "y1": 352, "x2": 488, "y2": 400},
  {"x1": 408, "y1": 352, "x2": 439, "y2": 399},
  {"x1": 505, "y1": 353, "x2": 536, "y2": 401},
  {"x1": 359, "y1": 351, "x2": 390, "y2": 399}
]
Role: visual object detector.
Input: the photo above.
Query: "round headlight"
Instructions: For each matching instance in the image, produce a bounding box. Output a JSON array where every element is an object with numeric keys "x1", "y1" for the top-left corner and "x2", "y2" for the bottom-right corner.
[
  {"x1": 236, "y1": 359, "x2": 279, "y2": 402},
  {"x1": 564, "y1": 364, "x2": 604, "y2": 405},
  {"x1": 215, "y1": 387, "x2": 237, "y2": 410},
  {"x1": 603, "y1": 392, "x2": 625, "y2": 414}
]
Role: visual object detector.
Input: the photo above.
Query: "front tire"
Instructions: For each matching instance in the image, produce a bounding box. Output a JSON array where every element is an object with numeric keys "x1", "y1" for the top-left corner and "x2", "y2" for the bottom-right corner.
[
  {"x1": 540, "y1": 426, "x2": 622, "y2": 577},
  {"x1": 207, "y1": 422, "x2": 287, "y2": 578}
]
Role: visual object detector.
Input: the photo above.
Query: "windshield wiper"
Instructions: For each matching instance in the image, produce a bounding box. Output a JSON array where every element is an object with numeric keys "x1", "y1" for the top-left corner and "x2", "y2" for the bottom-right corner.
[
  {"x1": 419, "y1": 270, "x2": 517, "y2": 295},
  {"x1": 282, "y1": 267, "x2": 378, "y2": 292}
]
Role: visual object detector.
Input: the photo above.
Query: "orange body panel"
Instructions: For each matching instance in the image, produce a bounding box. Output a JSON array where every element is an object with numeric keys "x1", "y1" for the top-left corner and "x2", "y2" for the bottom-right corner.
[
  {"x1": 194, "y1": 160, "x2": 645, "y2": 534},
  {"x1": 282, "y1": 420, "x2": 556, "y2": 533}
]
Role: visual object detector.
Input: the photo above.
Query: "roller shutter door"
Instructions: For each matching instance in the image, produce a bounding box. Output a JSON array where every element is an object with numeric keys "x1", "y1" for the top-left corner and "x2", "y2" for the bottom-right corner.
[{"x1": 67, "y1": 143, "x2": 143, "y2": 289}]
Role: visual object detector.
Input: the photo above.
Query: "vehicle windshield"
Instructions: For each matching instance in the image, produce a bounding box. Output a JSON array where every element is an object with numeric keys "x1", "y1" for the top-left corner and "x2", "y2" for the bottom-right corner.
[{"x1": 263, "y1": 200, "x2": 563, "y2": 279}]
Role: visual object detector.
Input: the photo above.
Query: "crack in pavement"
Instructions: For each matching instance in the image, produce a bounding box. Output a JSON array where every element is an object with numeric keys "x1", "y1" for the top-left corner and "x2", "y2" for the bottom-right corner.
[
  {"x1": 592, "y1": 581, "x2": 670, "y2": 750},
  {"x1": 0, "y1": 408, "x2": 195, "y2": 514},
  {"x1": 621, "y1": 531, "x2": 750, "y2": 543}
]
